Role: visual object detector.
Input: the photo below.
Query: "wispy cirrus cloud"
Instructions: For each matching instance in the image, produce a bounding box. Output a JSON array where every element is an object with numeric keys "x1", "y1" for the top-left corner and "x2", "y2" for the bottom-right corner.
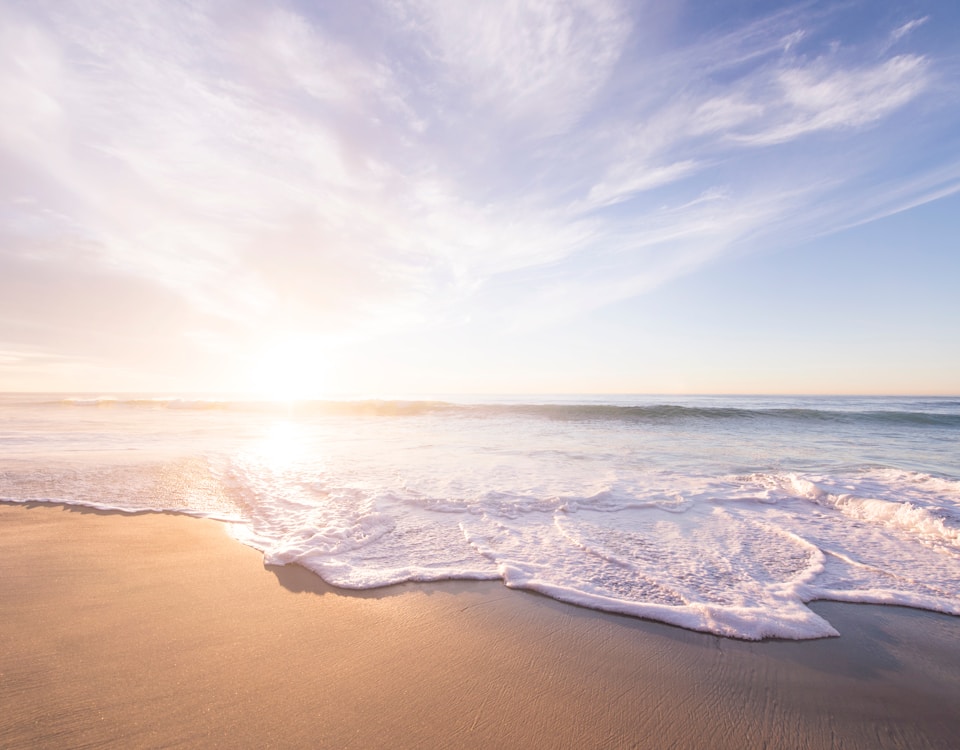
[
  {"x1": 890, "y1": 16, "x2": 930, "y2": 44},
  {"x1": 396, "y1": 0, "x2": 631, "y2": 134},
  {"x1": 0, "y1": 0, "x2": 956, "y2": 390},
  {"x1": 732, "y1": 54, "x2": 929, "y2": 145}
]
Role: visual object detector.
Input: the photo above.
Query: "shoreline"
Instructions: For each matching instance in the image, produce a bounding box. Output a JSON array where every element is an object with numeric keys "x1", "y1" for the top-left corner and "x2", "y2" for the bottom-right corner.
[{"x1": 2, "y1": 503, "x2": 959, "y2": 748}]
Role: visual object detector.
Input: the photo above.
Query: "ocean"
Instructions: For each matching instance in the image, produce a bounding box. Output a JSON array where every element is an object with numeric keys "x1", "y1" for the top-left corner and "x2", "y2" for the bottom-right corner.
[{"x1": 2, "y1": 392, "x2": 959, "y2": 640}]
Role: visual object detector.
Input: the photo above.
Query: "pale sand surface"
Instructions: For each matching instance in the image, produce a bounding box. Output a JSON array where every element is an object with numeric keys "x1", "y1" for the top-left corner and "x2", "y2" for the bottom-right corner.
[{"x1": 2, "y1": 503, "x2": 960, "y2": 749}]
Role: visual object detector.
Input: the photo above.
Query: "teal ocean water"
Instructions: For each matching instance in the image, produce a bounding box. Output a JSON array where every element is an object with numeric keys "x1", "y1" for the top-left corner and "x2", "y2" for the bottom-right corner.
[{"x1": 2, "y1": 393, "x2": 959, "y2": 639}]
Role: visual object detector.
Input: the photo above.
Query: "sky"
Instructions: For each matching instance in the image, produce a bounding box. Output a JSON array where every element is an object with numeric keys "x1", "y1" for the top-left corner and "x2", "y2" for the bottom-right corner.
[{"x1": 1, "y1": 0, "x2": 959, "y2": 396}]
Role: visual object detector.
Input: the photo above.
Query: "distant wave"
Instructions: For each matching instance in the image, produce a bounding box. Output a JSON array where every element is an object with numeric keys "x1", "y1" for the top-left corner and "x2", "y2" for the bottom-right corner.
[
  {"x1": 473, "y1": 404, "x2": 960, "y2": 426},
  {"x1": 27, "y1": 396, "x2": 960, "y2": 426}
]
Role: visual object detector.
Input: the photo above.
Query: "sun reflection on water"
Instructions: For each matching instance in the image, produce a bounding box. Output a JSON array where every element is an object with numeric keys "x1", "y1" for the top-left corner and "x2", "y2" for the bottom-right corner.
[{"x1": 251, "y1": 420, "x2": 311, "y2": 472}]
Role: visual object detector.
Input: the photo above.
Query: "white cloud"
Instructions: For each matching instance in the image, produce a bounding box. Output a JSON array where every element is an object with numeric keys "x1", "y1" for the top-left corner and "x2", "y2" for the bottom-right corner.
[
  {"x1": 672, "y1": 4, "x2": 811, "y2": 77},
  {"x1": 1, "y1": 1, "x2": 422, "y2": 332},
  {"x1": 689, "y1": 95, "x2": 765, "y2": 136},
  {"x1": 811, "y1": 160, "x2": 960, "y2": 235},
  {"x1": 583, "y1": 160, "x2": 701, "y2": 210},
  {"x1": 781, "y1": 29, "x2": 806, "y2": 52},
  {"x1": 733, "y1": 55, "x2": 929, "y2": 145},
  {"x1": 0, "y1": 18, "x2": 64, "y2": 150},
  {"x1": 0, "y1": 0, "x2": 953, "y2": 387},
  {"x1": 485, "y1": 185, "x2": 797, "y2": 332},
  {"x1": 890, "y1": 16, "x2": 929, "y2": 44},
  {"x1": 400, "y1": 0, "x2": 631, "y2": 133}
]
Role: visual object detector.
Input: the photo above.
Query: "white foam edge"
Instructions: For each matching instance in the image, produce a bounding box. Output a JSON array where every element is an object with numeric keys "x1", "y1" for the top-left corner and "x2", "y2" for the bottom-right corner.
[
  {"x1": 226, "y1": 516, "x2": 960, "y2": 639},
  {"x1": 497, "y1": 563, "x2": 840, "y2": 641},
  {"x1": 800, "y1": 583, "x2": 960, "y2": 617}
]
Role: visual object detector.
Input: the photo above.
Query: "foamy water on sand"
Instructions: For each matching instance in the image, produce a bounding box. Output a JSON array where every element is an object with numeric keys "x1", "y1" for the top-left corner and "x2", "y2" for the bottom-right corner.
[{"x1": 2, "y1": 393, "x2": 959, "y2": 640}]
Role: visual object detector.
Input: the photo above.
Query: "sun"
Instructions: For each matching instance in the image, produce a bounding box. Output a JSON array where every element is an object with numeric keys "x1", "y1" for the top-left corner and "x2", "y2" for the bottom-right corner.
[{"x1": 247, "y1": 335, "x2": 331, "y2": 401}]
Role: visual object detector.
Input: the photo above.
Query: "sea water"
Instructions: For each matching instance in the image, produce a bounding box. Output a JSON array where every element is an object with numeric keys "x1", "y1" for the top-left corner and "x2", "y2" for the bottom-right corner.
[{"x1": 2, "y1": 393, "x2": 959, "y2": 640}]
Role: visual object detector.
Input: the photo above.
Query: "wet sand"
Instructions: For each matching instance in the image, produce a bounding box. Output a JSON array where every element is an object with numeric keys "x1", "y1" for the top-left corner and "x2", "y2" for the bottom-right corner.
[{"x1": 2, "y1": 502, "x2": 959, "y2": 749}]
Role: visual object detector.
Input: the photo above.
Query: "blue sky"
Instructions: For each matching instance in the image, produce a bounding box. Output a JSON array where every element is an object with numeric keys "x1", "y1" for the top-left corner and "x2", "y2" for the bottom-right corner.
[{"x1": 1, "y1": 0, "x2": 958, "y2": 395}]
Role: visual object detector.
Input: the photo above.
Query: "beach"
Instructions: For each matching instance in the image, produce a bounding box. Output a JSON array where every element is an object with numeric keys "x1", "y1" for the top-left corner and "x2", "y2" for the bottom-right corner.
[{"x1": 2, "y1": 503, "x2": 959, "y2": 749}]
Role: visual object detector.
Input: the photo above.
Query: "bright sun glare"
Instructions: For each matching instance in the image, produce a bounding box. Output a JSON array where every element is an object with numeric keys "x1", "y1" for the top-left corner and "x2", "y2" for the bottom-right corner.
[
  {"x1": 248, "y1": 336, "x2": 330, "y2": 401},
  {"x1": 254, "y1": 421, "x2": 309, "y2": 469}
]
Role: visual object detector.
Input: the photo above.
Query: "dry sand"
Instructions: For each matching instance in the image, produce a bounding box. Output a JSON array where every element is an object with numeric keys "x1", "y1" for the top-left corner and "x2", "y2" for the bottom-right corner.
[{"x1": 2, "y1": 502, "x2": 960, "y2": 749}]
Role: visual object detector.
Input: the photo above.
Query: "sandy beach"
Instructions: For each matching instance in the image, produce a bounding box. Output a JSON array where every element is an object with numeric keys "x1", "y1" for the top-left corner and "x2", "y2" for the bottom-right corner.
[{"x1": 2, "y1": 502, "x2": 959, "y2": 749}]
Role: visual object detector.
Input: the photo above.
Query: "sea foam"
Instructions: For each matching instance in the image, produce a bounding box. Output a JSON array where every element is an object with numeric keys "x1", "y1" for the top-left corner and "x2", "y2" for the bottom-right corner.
[{"x1": 2, "y1": 393, "x2": 959, "y2": 639}]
